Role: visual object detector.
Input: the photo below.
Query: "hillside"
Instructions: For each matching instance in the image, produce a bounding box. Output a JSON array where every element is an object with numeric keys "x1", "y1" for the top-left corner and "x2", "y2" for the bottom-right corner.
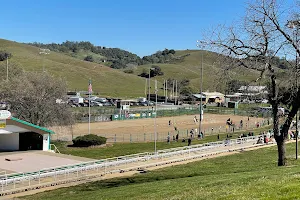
[
  {"x1": 0, "y1": 39, "x2": 146, "y2": 98},
  {"x1": 0, "y1": 39, "x2": 264, "y2": 98},
  {"x1": 134, "y1": 50, "x2": 261, "y2": 93},
  {"x1": 27, "y1": 41, "x2": 143, "y2": 69}
]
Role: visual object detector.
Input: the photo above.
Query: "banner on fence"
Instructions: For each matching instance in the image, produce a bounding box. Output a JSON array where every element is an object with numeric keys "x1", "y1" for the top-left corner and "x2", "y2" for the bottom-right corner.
[{"x1": 112, "y1": 112, "x2": 156, "y2": 121}]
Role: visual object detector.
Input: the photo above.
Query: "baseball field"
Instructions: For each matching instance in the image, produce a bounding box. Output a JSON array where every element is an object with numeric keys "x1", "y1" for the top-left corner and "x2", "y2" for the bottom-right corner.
[{"x1": 53, "y1": 114, "x2": 265, "y2": 142}]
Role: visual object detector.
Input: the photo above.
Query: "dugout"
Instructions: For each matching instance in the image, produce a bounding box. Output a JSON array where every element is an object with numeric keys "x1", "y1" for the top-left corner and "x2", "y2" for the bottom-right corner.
[{"x1": 0, "y1": 117, "x2": 54, "y2": 152}]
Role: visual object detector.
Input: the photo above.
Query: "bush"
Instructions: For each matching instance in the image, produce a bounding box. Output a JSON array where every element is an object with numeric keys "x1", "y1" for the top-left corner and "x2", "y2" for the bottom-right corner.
[
  {"x1": 72, "y1": 134, "x2": 107, "y2": 147},
  {"x1": 84, "y1": 55, "x2": 94, "y2": 62},
  {"x1": 123, "y1": 69, "x2": 134, "y2": 74}
]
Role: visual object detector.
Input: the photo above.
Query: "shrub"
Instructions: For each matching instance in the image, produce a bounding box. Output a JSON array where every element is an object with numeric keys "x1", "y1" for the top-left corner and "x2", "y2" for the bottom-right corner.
[
  {"x1": 72, "y1": 134, "x2": 107, "y2": 147},
  {"x1": 123, "y1": 69, "x2": 134, "y2": 74},
  {"x1": 84, "y1": 55, "x2": 94, "y2": 62}
]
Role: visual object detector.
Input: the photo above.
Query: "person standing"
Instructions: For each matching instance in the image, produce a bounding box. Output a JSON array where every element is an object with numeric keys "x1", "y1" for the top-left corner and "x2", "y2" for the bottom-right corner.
[
  {"x1": 194, "y1": 116, "x2": 198, "y2": 123},
  {"x1": 188, "y1": 138, "x2": 192, "y2": 146}
]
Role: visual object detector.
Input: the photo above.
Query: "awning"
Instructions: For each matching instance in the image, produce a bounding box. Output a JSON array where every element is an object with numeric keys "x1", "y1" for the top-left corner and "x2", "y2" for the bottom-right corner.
[{"x1": 0, "y1": 117, "x2": 55, "y2": 135}]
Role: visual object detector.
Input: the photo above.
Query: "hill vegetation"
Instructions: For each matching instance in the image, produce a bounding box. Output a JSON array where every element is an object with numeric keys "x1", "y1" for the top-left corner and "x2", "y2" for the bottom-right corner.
[
  {"x1": 0, "y1": 39, "x2": 291, "y2": 98},
  {"x1": 27, "y1": 41, "x2": 179, "y2": 69},
  {"x1": 0, "y1": 39, "x2": 146, "y2": 98}
]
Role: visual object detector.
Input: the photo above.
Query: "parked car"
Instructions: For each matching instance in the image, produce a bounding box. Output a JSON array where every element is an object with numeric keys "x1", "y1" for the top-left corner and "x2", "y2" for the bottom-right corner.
[
  {"x1": 103, "y1": 102, "x2": 113, "y2": 106},
  {"x1": 90, "y1": 101, "x2": 103, "y2": 107},
  {"x1": 139, "y1": 101, "x2": 154, "y2": 106}
]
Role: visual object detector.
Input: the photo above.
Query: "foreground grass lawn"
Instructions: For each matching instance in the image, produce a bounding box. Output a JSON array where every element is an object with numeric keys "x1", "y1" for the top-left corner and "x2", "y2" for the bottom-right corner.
[
  {"x1": 23, "y1": 139, "x2": 300, "y2": 199},
  {"x1": 53, "y1": 126, "x2": 271, "y2": 159}
]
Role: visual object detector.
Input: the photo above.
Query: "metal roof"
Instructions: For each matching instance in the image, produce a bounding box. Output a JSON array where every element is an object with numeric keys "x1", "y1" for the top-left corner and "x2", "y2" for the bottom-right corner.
[
  {"x1": 9, "y1": 117, "x2": 55, "y2": 134},
  {"x1": 192, "y1": 94, "x2": 206, "y2": 98}
]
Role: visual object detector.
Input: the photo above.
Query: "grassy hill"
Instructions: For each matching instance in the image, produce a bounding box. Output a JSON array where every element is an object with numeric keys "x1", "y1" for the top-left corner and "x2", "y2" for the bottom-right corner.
[
  {"x1": 0, "y1": 39, "x2": 146, "y2": 98},
  {"x1": 0, "y1": 39, "x2": 261, "y2": 98},
  {"x1": 134, "y1": 50, "x2": 261, "y2": 93}
]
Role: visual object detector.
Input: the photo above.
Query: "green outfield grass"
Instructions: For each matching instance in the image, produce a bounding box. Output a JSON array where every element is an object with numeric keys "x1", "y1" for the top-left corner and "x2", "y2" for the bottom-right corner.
[{"x1": 23, "y1": 138, "x2": 300, "y2": 200}]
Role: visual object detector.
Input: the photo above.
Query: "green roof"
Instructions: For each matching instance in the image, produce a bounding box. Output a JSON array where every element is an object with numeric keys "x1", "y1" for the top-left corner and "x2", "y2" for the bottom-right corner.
[{"x1": 10, "y1": 117, "x2": 55, "y2": 134}]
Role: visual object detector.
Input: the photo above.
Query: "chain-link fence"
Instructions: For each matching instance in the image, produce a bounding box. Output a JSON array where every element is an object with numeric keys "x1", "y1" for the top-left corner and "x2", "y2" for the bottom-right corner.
[
  {"x1": 97, "y1": 118, "x2": 271, "y2": 143},
  {"x1": 74, "y1": 106, "x2": 272, "y2": 123}
]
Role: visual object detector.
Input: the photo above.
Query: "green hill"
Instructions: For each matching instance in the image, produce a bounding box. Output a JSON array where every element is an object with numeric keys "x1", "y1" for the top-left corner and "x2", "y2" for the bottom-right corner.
[
  {"x1": 0, "y1": 39, "x2": 262, "y2": 98},
  {"x1": 0, "y1": 39, "x2": 146, "y2": 98},
  {"x1": 134, "y1": 50, "x2": 261, "y2": 93}
]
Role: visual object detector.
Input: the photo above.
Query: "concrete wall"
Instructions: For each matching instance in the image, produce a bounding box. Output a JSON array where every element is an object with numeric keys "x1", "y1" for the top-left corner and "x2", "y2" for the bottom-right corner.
[{"x1": 0, "y1": 133, "x2": 19, "y2": 151}]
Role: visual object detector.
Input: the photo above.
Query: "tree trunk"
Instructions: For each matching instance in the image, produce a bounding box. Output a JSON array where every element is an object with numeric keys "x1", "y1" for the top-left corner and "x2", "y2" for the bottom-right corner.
[{"x1": 277, "y1": 139, "x2": 286, "y2": 166}]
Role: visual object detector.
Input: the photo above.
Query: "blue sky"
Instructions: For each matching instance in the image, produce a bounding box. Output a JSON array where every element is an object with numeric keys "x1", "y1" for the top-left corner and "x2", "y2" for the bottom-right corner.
[{"x1": 0, "y1": 0, "x2": 247, "y2": 56}]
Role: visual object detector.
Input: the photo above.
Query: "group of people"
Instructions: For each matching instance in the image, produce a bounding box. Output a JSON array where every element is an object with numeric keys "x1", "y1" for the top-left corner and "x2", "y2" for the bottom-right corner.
[{"x1": 256, "y1": 130, "x2": 273, "y2": 144}]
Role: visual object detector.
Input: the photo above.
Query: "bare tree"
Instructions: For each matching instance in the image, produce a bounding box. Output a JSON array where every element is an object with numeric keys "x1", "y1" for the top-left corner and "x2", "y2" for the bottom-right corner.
[
  {"x1": 0, "y1": 71, "x2": 73, "y2": 127},
  {"x1": 202, "y1": 0, "x2": 300, "y2": 166}
]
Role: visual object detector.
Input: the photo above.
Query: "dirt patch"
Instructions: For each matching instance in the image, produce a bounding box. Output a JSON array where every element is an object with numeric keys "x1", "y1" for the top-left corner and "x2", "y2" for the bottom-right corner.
[{"x1": 51, "y1": 114, "x2": 265, "y2": 142}]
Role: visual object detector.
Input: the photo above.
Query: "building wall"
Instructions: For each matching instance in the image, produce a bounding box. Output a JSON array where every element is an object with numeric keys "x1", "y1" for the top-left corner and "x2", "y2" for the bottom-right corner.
[
  {"x1": 43, "y1": 134, "x2": 50, "y2": 151},
  {"x1": 0, "y1": 133, "x2": 19, "y2": 151}
]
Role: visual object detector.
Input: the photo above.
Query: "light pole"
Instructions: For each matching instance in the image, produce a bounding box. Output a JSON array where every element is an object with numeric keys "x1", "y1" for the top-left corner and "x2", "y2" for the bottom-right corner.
[
  {"x1": 148, "y1": 67, "x2": 155, "y2": 111},
  {"x1": 196, "y1": 40, "x2": 204, "y2": 136},
  {"x1": 39, "y1": 48, "x2": 50, "y2": 72},
  {"x1": 287, "y1": 20, "x2": 300, "y2": 159},
  {"x1": 6, "y1": 57, "x2": 8, "y2": 81},
  {"x1": 154, "y1": 79, "x2": 158, "y2": 154}
]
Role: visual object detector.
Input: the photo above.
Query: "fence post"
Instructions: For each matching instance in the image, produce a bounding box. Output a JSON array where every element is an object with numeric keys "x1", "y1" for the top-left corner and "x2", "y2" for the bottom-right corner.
[
  {"x1": 144, "y1": 133, "x2": 146, "y2": 142},
  {"x1": 187, "y1": 129, "x2": 188, "y2": 137},
  {"x1": 130, "y1": 134, "x2": 132, "y2": 143},
  {"x1": 114, "y1": 134, "x2": 116, "y2": 143}
]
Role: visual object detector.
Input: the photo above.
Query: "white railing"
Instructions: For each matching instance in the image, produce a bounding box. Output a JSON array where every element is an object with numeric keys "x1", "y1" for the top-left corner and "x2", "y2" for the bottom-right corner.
[
  {"x1": 0, "y1": 136, "x2": 267, "y2": 195},
  {"x1": 50, "y1": 144, "x2": 60, "y2": 154}
]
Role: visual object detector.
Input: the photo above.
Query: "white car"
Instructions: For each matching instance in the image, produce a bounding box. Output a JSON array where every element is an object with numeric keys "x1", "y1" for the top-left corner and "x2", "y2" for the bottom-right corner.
[
  {"x1": 262, "y1": 99, "x2": 268, "y2": 103},
  {"x1": 91, "y1": 101, "x2": 103, "y2": 107}
]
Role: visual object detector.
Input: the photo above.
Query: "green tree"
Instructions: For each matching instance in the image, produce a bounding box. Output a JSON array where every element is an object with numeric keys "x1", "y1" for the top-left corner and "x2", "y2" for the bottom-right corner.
[
  {"x1": 0, "y1": 72, "x2": 73, "y2": 127},
  {"x1": 0, "y1": 51, "x2": 12, "y2": 61},
  {"x1": 84, "y1": 55, "x2": 94, "y2": 62}
]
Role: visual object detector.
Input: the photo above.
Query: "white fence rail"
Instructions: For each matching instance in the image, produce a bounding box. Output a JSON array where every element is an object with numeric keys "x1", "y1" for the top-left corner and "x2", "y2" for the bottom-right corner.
[{"x1": 0, "y1": 136, "x2": 268, "y2": 196}]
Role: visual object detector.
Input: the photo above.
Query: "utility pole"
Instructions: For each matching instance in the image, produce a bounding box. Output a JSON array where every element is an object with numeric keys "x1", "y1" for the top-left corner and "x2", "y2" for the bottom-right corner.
[
  {"x1": 6, "y1": 58, "x2": 8, "y2": 81},
  {"x1": 145, "y1": 79, "x2": 147, "y2": 97},
  {"x1": 199, "y1": 49, "x2": 203, "y2": 136},
  {"x1": 148, "y1": 68, "x2": 151, "y2": 111},
  {"x1": 165, "y1": 80, "x2": 168, "y2": 103},
  {"x1": 172, "y1": 80, "x2": 175, "y2": 102},
  {"x1": 175, "y1": 80, "x2": 178, "y2": 105},
  {"x1": 163, "y1": 79, "x2": 165, "y2": 98},
  {"x1": 154, "y1": 79, "x2": 158, "y2": 154},
  {"x1": 196, "y1": 40, "x2": 205, "y2": 136}
]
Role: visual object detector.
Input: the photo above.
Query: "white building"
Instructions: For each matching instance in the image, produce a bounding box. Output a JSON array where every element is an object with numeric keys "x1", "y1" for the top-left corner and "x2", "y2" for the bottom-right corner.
[{"x1": 0, "y1": 117, "x2": 54, "y2": 152}]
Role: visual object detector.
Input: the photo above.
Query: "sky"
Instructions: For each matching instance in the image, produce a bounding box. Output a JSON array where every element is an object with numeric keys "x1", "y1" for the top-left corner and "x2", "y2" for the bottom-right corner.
[{"x1": 0, "y1": 0, "x2": 248, "y2": 56}]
